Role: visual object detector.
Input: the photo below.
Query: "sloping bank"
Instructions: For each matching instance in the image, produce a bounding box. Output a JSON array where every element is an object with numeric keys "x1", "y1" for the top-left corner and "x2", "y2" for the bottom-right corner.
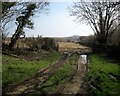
[{"x1": 87, "y1": 54, "x2": 120, "y2": 95}]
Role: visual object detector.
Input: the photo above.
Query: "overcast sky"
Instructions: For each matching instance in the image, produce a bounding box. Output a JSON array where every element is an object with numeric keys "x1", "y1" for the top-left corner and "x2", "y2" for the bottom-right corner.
[{"x1": 9, "y1": 2, "x2": 94, "y2": 37}]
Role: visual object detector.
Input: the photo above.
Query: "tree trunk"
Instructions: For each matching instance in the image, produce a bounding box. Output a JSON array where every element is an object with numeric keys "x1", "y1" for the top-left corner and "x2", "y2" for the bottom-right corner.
[
  {"x1": 97, "y1": 34, "x2": 107, "y2": 45},
  {"x1": 9, "y1": 38, "x2": 17, "y2": 50},
  {"x1": 9, "y1": 25, "x2": 23, "y2": 50}
]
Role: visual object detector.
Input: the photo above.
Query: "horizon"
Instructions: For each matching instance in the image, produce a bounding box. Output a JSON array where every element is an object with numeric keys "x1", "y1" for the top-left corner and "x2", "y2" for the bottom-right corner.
[
  {"x1": 7, "y1": 2, "x2": 94, "y2": 37},
  {"x1": 6, "y1": 35, "x2": 92, "y2": 38}
]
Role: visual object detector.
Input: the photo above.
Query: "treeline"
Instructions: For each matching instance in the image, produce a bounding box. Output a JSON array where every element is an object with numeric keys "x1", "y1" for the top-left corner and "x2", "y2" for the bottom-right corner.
[
  {"x1": 3, "y1": 36, "x2": 58, "y2": 52},
  {"x1": 25, "y1": 36, "x2": 58, "y2": 51}
]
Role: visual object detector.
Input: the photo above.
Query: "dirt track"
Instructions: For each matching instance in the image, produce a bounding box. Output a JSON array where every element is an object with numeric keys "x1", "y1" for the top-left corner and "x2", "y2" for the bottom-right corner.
[
  {"x1": 4, "y1": 53, "x2": 70, "y2": 95},
  {"x1": 51, "y1": 55, "x2": 88, "y2": 95},
  {"x1": 4, "y1": 52, "x2": 88, "y2": 95}
]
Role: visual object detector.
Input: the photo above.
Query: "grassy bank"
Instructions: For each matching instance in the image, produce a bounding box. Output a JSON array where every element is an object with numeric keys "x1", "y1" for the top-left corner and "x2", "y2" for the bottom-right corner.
[
  {"x1": 87, "y1": 54, "x2": 120, "y2": 95},
  {"x1": 2, "y1": 51, "x2": 62, "y2": 88}
]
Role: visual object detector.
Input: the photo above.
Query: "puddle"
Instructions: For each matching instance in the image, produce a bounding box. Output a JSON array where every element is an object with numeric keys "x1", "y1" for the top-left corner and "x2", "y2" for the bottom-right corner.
[{"x1": 80, "y1": 55, "x2": 87, "y2": 64}]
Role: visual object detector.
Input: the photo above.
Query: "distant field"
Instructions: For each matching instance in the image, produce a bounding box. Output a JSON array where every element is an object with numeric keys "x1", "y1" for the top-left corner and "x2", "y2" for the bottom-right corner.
[{"x1": 58, "y1": 42, "x2": 91, "y2": 52}]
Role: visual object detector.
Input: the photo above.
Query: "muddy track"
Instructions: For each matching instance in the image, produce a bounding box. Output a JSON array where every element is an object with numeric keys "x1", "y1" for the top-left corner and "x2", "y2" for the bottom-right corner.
[
  {"x1": 4, "y1": 53, "x2": 71, "y2": 96},
  {"x1": 52, "y1": 55, "x2": 88, "y2": 95}
]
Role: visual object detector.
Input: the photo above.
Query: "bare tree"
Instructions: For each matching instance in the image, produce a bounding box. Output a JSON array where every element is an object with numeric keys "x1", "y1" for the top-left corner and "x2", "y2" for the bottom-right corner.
[{"x1": 70, "y1": 0, "x2": 120, "y2": 45}]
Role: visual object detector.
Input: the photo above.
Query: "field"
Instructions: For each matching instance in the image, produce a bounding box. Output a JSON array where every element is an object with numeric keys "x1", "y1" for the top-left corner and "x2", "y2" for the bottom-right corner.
[
  {"x1": 58, "y1": 42, "x2": 89, "y2": 49},
  {"x1": 58, "y1": 42, "x2": 91, "y2": 52}
]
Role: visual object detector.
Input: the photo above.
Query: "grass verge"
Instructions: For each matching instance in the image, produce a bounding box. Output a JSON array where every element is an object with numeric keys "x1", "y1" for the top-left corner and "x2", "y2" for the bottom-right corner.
[
  {"x1": 87, "y1": 54, "x2": 120, "y2": 95},
  {"x1": 2, "y1": 51, "x2": 62, "y2": 88}
]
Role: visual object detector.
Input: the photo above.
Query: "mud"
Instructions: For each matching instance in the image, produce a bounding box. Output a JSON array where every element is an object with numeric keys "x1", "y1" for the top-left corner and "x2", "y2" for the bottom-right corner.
[
  {"x1": 51, "y1": 55, "x2": 88, "y2": 95},
  {"x1": 4, "y1": 53, "x2": 70, "y2": 96},
  {"x1": 4, "y1": 53, "x2": 89, "y2": 95}
]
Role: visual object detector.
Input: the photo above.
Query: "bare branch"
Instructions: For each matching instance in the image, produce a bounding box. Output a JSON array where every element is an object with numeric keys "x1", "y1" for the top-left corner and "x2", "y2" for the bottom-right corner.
[{"x1": 70, "y1": 0, "x2": 120, "y2": 44}]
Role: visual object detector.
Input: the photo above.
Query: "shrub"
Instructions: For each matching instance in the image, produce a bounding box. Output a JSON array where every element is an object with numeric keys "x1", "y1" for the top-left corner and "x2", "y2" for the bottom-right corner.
[
  {"x1": 41, "y1": 37, "x2": 58, "y2": 51},
  {"x1": 25, "y1": 36, "x2": 43, "y2": 51},
  {"x1": 25, "y1": 36, "x2": 58, "y2": 51}
]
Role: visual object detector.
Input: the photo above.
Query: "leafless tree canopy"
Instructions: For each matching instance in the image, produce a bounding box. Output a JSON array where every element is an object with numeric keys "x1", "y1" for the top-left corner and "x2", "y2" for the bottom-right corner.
[{"x1": 70, "y1": 0, "x2": 120, "y2": 44}]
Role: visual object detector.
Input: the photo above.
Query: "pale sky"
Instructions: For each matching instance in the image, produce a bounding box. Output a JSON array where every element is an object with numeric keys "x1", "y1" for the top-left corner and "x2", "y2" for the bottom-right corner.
[{"x1": 9, "y1": 2, "x2": 94, "y2": 37}]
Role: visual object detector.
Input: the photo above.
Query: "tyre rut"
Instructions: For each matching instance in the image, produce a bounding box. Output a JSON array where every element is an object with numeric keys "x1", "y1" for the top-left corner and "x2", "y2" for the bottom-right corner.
[
  {"x1": 5, "y1": 53, "x2": 71, "y2": 96},
  {"x1": 53, "y1": 54, "x2": 88, "y2": 95}
]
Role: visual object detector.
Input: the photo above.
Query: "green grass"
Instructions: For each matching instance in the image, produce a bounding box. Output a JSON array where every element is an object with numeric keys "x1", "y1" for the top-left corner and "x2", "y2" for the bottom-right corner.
[
  {"x1": 32, "y1": 54, "x2": 79, "y2": 95},
  {"x1": 2, "y1": 52, "x2": 62, "y2": 87},
  {"x1": 87, "y1": 54, "x2": 120, "y2": 95}
]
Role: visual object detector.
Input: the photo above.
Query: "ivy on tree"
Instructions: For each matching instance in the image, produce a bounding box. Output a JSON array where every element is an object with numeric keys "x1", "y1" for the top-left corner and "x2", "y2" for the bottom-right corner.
[{"x1": 9, "y1": 3, "x2": 36, "y2": 49}]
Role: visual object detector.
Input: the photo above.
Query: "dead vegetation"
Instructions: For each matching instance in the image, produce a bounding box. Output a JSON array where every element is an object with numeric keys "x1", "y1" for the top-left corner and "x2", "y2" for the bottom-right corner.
[{"x1": 58, "y1": 42, "x2": 92, "y2": 53}]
